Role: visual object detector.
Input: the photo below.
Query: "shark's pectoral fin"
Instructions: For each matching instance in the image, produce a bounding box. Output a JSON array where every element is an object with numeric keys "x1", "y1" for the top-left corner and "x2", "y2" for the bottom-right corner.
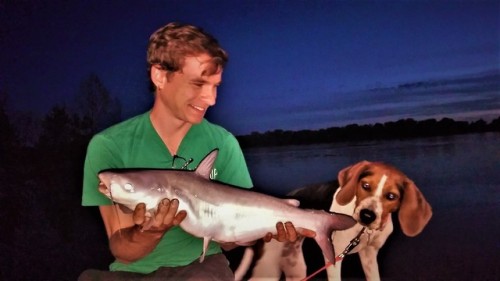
[
  {"x1": 282, "y1": 198, "x2": 300, "y2": 207},
  {"x1": 199, "y1": 236, "x2": 212, "y2": 263}
]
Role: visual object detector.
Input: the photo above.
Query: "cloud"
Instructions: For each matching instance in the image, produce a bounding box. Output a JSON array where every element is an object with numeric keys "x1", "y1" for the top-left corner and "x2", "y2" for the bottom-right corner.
[{"x1": 234, "y1": 69, "x2": 500, "y2": 133}]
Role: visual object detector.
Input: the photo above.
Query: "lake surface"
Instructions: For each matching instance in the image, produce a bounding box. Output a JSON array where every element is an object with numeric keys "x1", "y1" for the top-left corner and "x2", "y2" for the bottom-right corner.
[
  {"x1": 244, "y1": 132, "x2": 499, "y2": 205},
  {"x1": 237, "y1": 133, "x2": 499, "y2": 280}
]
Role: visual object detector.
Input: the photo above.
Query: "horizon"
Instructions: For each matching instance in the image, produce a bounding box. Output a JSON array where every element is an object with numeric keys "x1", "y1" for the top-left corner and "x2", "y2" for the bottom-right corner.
[{"x1": 4, "y1": 68, "x2": 498, "y2": 137}]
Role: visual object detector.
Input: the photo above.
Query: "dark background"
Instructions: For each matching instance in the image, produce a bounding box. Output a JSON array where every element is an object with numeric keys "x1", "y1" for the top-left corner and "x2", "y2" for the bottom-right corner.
[{"x1": 1, "y1": 1, "x2": 499, "y2": 280}]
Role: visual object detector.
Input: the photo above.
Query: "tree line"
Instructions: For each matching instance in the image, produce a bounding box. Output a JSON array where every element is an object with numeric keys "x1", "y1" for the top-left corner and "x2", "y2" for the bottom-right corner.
[
  {"x1": 237, "y1": 116, "x2": 500, "y2": 148},
  {"x1": 0, "y1": 74, "x2": 119, "y2": 280}
]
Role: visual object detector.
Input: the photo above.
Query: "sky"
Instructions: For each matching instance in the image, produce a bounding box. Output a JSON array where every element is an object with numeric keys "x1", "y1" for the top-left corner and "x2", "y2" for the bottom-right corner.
[{"x1": 1, "y1": 0, "x2": 499, "y2": 135}]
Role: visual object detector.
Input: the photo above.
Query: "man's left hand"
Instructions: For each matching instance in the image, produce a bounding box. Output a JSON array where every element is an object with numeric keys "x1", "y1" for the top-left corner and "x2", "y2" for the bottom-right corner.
[{"x1": 263, "y1": 222, "x2": 316, "y2": 243}]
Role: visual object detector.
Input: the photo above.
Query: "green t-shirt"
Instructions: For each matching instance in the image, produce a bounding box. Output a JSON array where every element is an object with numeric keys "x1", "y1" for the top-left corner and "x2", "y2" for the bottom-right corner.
[{"x1": 82, "y1": 111, "x2": 253, "y2": 274}]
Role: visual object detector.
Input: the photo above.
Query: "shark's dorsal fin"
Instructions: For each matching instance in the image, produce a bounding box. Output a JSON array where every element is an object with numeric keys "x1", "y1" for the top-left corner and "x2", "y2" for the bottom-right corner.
[{"x1": 195, "y1": 149, "x2": 218, "y2": 179}]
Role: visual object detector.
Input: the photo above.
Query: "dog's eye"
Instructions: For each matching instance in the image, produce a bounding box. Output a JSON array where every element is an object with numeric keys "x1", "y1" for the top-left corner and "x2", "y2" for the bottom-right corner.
[
  {"x1": 386, "y1": 193, "x2": 398, "y2": 201},
  {"x1": 361, "y1": 182, "x2": 370, "y2": 191}
]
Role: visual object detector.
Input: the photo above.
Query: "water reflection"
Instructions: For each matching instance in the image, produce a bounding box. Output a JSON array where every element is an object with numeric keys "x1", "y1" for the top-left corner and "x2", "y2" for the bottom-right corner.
[{"x1": 243, "y1": 133, "x2": 500, "y2": 209}]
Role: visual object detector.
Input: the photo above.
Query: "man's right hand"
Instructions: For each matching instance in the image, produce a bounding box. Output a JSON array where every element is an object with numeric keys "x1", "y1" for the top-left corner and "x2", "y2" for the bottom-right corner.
[
  {"x1": 101, "y1": 198, "x2": 187, "y2": 263},
  {"x1": 133, "y1": 198, "x2": 187, "y2": 232}
]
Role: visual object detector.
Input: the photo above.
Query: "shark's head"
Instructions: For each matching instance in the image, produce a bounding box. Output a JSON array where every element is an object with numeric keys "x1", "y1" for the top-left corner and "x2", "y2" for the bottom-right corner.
[
  {"x1": 96, "y1": 149, "x2": 220, "y2": 211},
  {"x1": 98, "y1": 169, "x2": 169, "y2": 211}
]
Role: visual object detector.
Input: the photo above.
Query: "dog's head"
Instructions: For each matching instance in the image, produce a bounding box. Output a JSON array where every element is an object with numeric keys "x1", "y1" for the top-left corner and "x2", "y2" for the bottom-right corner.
[{"x1": 335, "y1": 161, "x2": 432, "y2": 237}]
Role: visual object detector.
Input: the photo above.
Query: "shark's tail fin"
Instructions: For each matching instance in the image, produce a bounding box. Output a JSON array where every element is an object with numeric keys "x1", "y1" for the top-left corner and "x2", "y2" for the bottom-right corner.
[{"x1": 315, "y1": 212, "x2": 356, "y2": 264}]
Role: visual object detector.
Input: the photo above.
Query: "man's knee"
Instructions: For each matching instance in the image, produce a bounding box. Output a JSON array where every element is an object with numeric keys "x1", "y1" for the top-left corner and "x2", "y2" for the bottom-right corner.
[
  {"x1": 78, "y1": 269, "x2": 102, "y2": 281},
  {"x1": 78, "y1": 269, "x2": 143, "y2": 281}
]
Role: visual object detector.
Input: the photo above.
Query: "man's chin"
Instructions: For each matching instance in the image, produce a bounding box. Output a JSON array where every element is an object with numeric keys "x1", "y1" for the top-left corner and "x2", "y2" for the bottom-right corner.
[{"x1": 188, "y1": 117, "x2": 204, "y2": 124}]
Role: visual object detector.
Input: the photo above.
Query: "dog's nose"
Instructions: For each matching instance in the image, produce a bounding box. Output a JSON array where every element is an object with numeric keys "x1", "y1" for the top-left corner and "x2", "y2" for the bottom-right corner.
[{"x1": 359, "y1": 209, "x2": 376, "y2": 225}]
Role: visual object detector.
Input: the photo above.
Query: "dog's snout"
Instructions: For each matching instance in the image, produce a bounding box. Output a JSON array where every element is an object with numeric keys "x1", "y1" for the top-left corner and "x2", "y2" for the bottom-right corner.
[{"x1": 359, "y1": 209, "x2": 376, "y2": 225}]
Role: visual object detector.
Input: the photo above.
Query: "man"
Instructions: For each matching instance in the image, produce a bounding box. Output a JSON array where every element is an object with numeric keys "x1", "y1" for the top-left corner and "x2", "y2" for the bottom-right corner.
[{"x1": 80, "y1": 22, "x2": 314, "y2": 280}]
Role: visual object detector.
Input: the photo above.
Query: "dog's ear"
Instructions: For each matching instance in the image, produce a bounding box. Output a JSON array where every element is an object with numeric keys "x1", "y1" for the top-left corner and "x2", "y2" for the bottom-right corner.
[
  {"x1": 398, "y1": 179, "x2": 432, "y2": 237},
  {"x1": 336, "y1": 161, "x2": 370, "y2": 205}
]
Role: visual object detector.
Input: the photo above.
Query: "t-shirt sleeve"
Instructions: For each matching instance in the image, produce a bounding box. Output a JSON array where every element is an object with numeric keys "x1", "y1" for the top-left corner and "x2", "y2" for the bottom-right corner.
[
  {"x1": 214, "y1": 134, "x2": 253, "y2": 189},
  {"x1": 81, "y1": 134, "x2": 122, "y2": 206}
]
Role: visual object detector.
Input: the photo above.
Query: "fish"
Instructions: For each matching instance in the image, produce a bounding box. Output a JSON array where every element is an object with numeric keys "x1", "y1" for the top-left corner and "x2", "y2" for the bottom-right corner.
[{"x1": 98, "y1": 149, "x2": 356, "y2": 263}]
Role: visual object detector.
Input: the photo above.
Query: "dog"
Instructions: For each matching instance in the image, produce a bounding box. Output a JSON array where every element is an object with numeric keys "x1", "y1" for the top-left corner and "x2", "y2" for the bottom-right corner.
[{"x1": 234, "y1": 160, "x2": 432, "y2": 281}]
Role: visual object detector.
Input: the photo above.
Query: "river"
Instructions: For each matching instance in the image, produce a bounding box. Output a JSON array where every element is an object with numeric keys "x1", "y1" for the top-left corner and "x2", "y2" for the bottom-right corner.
[{"x1": 234, "y1": 133, "x2": 499, "y2": 280}]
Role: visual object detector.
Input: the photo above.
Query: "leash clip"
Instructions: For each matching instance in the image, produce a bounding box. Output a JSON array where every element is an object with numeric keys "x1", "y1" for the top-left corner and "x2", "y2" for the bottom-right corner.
[
  {"x1": 300, "y1": 227, "x2": 367, "y2": 281},
  {"x1": 338, "y1": 227, "x2": 365, "y2": 260}
]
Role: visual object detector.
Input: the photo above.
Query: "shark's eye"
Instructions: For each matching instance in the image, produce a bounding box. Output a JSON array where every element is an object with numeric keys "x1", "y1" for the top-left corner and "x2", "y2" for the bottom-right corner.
[{"x1": 124, "y1": 183, "x2": 134, "y2": 192}]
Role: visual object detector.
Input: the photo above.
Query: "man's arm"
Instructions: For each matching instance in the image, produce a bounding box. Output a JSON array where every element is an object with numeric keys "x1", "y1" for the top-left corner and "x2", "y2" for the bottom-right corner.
[{"x1": 99, "y1": 198, "x2": 186, "y2": 263}]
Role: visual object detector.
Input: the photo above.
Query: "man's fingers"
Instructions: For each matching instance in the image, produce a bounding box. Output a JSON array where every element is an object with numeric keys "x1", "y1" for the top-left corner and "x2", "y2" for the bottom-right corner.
[
  {"x1": 263, "y1": 232, "x2": 273, "y2": 243},
  {"x1": 133, "y1": 203, "x2": 146, "y2": 225},
  {"x1": 298, "y1": 228, "x2": 317, "y2": 238},
  {"x1": 154, "y1": 199, "x2": 170, "y2": 227},
  {"x1": 172, "y1": 210, "x2": 187, "y2": 225},
  {"x1": 162, "y1": 199, "x2": 179, "y2": 225},
  {"x1": 270, "y1": 222, "x2": 314, "y2": 242},
  {"x1": 275, "y1": 222, "x2": 287, "y2": 242},
  {"x1": 284, "y1": 222, "x2": 298, "y2": 242},
  {"x1": 128, "y1": 199, "x2": 186, "y2": 231}
]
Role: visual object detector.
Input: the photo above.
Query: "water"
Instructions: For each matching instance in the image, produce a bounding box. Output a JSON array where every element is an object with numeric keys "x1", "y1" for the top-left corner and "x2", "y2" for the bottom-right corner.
[
  {"x1": 239, "y1": 132, "x2": 500, "y2": 280},
  {"x1": 244, "y1": 133, "x2": 500, "y2": 208}
]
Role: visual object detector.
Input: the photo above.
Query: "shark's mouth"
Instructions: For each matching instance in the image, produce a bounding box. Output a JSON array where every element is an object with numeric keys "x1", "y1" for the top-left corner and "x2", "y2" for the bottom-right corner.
[{"x1": 98, "y1": 182, "x2": 111, "y2": 197}]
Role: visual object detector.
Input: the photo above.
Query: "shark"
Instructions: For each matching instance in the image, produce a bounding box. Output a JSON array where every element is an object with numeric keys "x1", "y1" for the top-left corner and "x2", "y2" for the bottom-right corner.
[{"x1": 98, "y1": 149, "x2": 356, "y2": 263}]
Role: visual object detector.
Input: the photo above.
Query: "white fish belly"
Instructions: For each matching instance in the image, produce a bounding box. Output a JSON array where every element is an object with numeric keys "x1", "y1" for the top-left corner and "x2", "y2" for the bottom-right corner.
[{"x1": 179, "y1": 199, "x2": 321, "y2": 243}]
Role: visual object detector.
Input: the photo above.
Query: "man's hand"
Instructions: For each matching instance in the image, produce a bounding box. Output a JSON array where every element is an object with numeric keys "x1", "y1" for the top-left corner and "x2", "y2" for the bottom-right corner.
[
  {"x1": 263, "y1": 222, "x2": 316, "y2": 243},
  {"x1": 133, "y1": 198, "x2": 187, "y2": 232},
  {"x1": 261, "y1": 199, "x2": 316, "y2": 243}
]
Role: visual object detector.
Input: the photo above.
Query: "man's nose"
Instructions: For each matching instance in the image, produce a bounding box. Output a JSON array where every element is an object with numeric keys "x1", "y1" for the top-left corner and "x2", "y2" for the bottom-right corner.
[{"x1": 201, "y1": 88, "x2": 217, "y2": 106}]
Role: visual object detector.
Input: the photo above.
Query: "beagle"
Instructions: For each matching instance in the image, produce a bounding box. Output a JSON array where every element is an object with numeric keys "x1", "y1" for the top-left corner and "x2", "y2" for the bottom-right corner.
[{"x1": 235, "y1": 161, "x2": 432, "y2": 281}]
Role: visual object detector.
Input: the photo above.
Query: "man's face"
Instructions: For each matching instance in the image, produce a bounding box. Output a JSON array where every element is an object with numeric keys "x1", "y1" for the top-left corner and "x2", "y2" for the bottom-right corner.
[{"x1": 161, "y1": 54, "x2": 222, "y2": 124}]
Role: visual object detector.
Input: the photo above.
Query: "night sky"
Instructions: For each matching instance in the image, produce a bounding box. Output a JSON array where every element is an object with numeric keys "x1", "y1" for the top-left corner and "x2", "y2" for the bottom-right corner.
[{"x1": 1, "y1": 0, "x2": 499, "y2": 135}]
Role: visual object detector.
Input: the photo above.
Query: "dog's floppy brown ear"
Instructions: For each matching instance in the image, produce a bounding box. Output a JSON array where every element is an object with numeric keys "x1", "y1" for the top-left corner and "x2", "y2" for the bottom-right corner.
[
  {"x1": 398, "y1": 179, "x2": 432, "y2": 237},
  {"x1": 336, "y1": 161, "x2": 370, "y2": 206}
]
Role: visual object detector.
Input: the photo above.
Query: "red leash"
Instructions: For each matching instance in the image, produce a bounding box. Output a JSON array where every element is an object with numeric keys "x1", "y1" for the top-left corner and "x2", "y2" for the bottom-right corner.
[{"x1": 300, "y1": 227, "x2": 365, "y2": 281}]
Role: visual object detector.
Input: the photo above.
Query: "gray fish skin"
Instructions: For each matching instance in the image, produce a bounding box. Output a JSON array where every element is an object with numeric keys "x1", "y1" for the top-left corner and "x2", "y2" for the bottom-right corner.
[{"x1": 98, "y1": 149, "x2": 356, "y2": 263}]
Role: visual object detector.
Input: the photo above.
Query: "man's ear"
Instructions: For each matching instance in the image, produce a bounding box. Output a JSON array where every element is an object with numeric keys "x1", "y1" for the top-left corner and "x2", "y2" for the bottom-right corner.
[{"x1": 150, "y1": 65, "x2": 167, "y2": 89}]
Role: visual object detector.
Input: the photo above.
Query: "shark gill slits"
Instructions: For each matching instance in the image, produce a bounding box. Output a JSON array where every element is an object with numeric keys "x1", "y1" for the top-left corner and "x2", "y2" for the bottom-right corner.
[{"x1": 203, "y1": 208, "x2": 215, "y2": 217}]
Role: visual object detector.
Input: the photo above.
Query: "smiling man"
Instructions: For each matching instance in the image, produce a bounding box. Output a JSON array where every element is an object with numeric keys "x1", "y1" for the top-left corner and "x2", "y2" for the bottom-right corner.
[{"x1": 80, "y1": 22, "x2": 312, "y2": 280}]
